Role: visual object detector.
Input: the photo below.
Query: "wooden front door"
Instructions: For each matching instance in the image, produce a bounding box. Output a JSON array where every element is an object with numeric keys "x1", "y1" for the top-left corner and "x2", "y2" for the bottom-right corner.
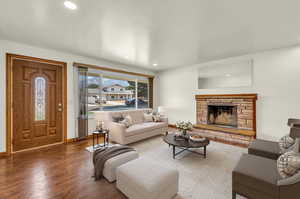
[{"x1": 12, "y1": 59, "x2": 64, "y2": 151}]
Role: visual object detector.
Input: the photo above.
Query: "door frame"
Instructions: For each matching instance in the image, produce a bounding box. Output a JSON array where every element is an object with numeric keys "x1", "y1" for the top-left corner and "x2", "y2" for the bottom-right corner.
[{"x1": 6, "y1": 53, "x2": 68, "y2": 154}]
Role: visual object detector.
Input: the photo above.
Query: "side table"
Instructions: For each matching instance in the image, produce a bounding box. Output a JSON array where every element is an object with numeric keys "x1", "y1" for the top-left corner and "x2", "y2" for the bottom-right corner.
[{"x1": 92, "y1": 129, "x2": 110, "y2": 148}]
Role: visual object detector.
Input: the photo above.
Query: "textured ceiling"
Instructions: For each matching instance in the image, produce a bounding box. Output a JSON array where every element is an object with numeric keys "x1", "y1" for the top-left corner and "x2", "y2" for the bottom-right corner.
[{"x1": 1, "y1": 0, "x2": 300, "y2": 70}]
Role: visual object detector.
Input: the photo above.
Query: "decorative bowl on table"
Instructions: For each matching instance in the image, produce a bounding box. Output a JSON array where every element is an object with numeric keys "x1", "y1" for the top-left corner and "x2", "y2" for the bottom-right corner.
[{"x1": 189, "y1": 135, "x2": 206, "y2": 142}]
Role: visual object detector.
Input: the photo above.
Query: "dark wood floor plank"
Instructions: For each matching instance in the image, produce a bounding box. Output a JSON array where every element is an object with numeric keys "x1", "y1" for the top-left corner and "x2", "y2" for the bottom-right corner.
[{"x1": 0, "y1": 139, "x2": 126, "y2": 199}]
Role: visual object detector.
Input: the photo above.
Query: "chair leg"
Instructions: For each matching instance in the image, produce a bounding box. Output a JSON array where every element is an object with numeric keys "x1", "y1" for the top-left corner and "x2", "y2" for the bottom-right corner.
[{"x1": 232, "y1": 191, "x2": 236, "y2": 199}]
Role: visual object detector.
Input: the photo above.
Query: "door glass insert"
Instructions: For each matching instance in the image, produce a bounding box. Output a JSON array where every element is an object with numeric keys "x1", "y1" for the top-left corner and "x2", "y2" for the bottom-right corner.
[{"x1": 35, "y1": 77, "x2": 46, "y2": 121}]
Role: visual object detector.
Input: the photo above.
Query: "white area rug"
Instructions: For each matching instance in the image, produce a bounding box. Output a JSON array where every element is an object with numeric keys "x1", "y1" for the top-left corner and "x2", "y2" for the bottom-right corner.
[{"x1": 130, "y1": 136, "x2": 247, "y2": 199}]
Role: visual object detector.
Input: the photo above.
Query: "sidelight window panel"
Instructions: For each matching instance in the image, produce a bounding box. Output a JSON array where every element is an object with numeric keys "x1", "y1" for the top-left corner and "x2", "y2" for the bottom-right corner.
[
  {"x1": 34, "y1": 77, "x2": 46, "y2": 121},
  {"x1": 137, "y1": 81, "x2": 149, "y2": 109}
]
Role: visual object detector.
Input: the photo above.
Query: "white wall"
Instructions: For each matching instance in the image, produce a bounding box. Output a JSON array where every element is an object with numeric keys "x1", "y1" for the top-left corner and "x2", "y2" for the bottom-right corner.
[
  {"x1": 0, "y1": 39, "x2": 155, "y2": 152},
  {"x1": 157, "y1": 46, "x2": 300, "y2": 141}
]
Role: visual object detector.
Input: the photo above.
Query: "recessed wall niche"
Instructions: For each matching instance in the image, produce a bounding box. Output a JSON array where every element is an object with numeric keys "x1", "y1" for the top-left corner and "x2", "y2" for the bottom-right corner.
[{"x1": 198, "y1": 59, "x2": 253, "y2": 89}]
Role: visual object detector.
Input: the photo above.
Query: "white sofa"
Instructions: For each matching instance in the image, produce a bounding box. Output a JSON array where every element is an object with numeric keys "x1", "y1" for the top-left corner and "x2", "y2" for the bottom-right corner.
[{"x1": 94, "y1": 109, "x2": 168, "y2": 144}]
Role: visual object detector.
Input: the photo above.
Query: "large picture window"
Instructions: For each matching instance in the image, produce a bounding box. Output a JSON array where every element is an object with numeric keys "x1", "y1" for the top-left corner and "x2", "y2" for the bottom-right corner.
[{"x1": 86, "y1": 69, "x2": 151, "y2": 113}]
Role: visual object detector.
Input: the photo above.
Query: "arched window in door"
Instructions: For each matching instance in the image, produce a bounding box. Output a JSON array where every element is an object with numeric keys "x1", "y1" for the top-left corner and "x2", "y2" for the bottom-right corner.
[{"x1": 34, "y1": 77, "x2": 46, "y2": 121}]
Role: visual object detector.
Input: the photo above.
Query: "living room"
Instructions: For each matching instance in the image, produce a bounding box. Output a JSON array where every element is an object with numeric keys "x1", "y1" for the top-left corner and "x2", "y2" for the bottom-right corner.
[{"x1": 1, "y1": 1, "x2": 300, "y2": 199}]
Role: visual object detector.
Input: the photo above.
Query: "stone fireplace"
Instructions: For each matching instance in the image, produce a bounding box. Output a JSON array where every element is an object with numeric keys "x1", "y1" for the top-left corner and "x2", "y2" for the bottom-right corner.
[{"x1": 194, "y1": 94, "x2": 257, "y2": 146}]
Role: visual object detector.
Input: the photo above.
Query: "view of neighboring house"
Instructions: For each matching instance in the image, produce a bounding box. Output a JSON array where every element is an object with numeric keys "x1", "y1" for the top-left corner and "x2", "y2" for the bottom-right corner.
[
  {"x1": 88, "y1": 84, "x2": 134, "y2": 103},
  {"x1": 103, "y1": 84, "x2": 134, "y2": 100}
]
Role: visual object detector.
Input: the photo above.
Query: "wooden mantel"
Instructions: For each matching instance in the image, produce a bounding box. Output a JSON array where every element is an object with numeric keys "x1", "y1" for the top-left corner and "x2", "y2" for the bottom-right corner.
[
  {"x1": 195, "y1": 93, "x2": 258, "y2": 137},
  {"x1": 195, "y1": 93, "x2": 257, "y2": 100}
]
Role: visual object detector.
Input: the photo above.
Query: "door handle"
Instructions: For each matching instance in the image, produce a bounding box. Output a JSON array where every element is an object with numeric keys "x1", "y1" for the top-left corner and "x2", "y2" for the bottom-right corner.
[{"x1": 58, "y1": 108, "x2": 63, "y2": 112}]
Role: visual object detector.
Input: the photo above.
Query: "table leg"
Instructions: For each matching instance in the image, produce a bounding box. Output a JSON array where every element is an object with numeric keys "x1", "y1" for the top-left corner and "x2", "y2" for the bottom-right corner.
[
  {"x1": 106, "y1": 133, "x2": 109, "y2": 146},
  {"x1": 97, "y1": 133, "x2": 99, "y2": 146},
  {"x1": 93, "y1": 133, "x2": 95, "y2": 148},
  {"x1": 204, "y1": 146, "x2": 206, "y2": 158},
  {"x1": 173, "y1": 146, "x2": 175, "y2": 159}
]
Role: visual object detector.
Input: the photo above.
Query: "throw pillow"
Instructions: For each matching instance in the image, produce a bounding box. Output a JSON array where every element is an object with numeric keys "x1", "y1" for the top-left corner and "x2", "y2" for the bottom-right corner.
[
  {"x1": 112, "y1": 115, "x2": 124, "y2": 123},
  {"x1": 152, "y1": 114, "x2": 162, "y2": 122},
  {"x1": 144, "y1": 113, "x2": 153, "y2": 122},
  {"x1": 277, "y1": 151, "x2": 300, "y2": 178},
  {"x1": 119, "y1": 115, "x2": 133, "y2": 128},
  {"x1": 279, "y1": 135, "x2": 295, "y2": 153}
]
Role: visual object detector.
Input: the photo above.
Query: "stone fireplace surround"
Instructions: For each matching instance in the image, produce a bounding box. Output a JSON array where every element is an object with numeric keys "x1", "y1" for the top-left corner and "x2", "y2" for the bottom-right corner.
[{"x1": 194, "y1": 94, "x2": 257, "y2": 146}]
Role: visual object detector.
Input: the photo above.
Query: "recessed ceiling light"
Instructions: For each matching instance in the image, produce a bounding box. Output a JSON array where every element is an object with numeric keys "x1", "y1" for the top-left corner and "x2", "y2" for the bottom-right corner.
[
  {"x1": 64, "y1": 1, "x2": 77, "y2": 10},
  {"x1": 153, "y1": 63, "x2": 158, "y2": 66},
  {"x1": 225, "y1": 74, "x2": 231, "y2": 77}
]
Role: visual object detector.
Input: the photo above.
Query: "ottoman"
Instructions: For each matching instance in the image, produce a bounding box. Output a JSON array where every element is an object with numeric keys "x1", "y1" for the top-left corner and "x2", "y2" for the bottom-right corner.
[
  {"x1": 103, "y1": 151, "x2": 139, "y2": 182},
  {"x1": 116, "y1": 158, "x2": 179, "y2": 199}
]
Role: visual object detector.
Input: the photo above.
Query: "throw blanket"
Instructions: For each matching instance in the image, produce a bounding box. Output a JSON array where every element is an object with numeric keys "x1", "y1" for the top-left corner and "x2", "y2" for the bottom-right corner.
[{"x1": 93, "y1": 146, "x2": 135, "y2": 181}]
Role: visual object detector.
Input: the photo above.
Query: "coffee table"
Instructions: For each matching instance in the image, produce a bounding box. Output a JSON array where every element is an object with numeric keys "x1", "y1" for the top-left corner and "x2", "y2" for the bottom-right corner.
[{"x1": 163, "y1": 133, "x2": 210, "y2": 159}]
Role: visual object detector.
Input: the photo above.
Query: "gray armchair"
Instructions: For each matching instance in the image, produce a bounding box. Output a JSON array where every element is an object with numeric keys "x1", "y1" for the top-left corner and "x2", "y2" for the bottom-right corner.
[
  {"x1": 233, "y1": 153, "x2": 300, "y2": 199},
  {"x1": 248, "y1": 119, "x2": 300, "y2": 160}
]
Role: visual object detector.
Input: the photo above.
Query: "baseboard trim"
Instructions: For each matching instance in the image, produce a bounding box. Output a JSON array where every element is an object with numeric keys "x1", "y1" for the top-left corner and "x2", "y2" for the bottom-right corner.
[
  {"x1": 168, "y1": 124, "x2": 177, "y2": 128},
  {"x1": 0, "y1": 152, "x2": 8, "y2": 158},
  {"x1": 66, "y1": 135, "x2": 94, "y2": 143}
]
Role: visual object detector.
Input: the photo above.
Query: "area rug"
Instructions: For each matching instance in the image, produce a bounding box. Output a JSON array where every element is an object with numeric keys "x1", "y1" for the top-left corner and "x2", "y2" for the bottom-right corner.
[{"x1": 130, "y1": 136, "x2": 247, "y2": 199}]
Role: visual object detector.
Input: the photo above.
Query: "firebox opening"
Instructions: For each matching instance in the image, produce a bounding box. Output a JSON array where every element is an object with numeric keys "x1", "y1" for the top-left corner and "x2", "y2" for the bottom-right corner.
[{"x1": 207, "y1": 105, "x2": 238, "y2": 128}]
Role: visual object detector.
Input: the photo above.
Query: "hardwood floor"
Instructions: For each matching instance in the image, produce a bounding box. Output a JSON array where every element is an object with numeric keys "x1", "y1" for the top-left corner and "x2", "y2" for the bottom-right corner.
[{"x1": 0, "y1": 139, "x2": 126, "y2": 199}]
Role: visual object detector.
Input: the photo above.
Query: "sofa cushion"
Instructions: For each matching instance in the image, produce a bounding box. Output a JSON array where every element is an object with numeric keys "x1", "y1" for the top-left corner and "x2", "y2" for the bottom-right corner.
[
  {"x1": 125, "y1": 122, "x2": 167, "y2": 137},
  {"x1": 233, "y1": 154, "x2": 280, "y2": 197},
  {"x1": 248, "y1": 139, "x2": 281, "y2": 160},
  {"x1": 144, "y1": 113, "x2": 153, "y2": 122}
]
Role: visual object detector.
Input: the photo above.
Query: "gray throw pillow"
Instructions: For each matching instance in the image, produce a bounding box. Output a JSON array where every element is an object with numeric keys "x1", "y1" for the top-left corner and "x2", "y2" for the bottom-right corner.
[
  {"x1": 277, "y1": 151, "x2": 300, "y2": 178},
  {"x1": 279, "y1": 135, "x2": 295, "y2": 153},
  {"x1": 119, "y1": 115, "x2": 133, "y2": 128},
  {"x1": 112, "y1": 116, "x2": 124, "y2": 123}
]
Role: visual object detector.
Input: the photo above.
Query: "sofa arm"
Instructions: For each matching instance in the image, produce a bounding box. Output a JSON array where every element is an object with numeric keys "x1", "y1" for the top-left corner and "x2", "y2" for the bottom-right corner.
[
  {"x1": 160, "y1": 117, "x2": 168, "y2": 124},
  {"x1": 107, "y1": 122, "x2": 126, "y2": 144}
]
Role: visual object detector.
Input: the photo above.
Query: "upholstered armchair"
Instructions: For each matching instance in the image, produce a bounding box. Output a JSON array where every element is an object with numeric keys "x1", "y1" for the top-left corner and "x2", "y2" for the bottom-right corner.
[
  {"x1": 248, "y1": 119, "x2": 300, "y2": 160},
  {"x1": 232, "y1": 153, "x2": 300, "y2": 199}
]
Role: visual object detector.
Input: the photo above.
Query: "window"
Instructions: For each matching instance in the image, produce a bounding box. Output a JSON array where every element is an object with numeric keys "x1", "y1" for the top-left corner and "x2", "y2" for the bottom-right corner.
[
  {"x1": 34, "y1": 77, "x2": 46, "y2": 121},
  {"x1": 85, "y1": 69, "x2": 152, "y2": 112}
]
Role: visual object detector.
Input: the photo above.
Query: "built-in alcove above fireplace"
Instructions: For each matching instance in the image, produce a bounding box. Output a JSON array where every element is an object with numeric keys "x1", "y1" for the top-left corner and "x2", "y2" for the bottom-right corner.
[{"x1": 195, "y1": 94, "x2": 258, "y2": 140}]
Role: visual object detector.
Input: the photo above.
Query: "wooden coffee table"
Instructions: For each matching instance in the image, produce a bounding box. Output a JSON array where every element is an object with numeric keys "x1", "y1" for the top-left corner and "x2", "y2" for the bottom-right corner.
[{"x1": 163, "y1": 133, "x2": 210, "y2": 159}]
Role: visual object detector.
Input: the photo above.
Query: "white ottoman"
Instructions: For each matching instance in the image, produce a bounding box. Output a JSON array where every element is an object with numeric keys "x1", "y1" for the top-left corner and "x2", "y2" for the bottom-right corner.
[
  {"x1": 103, "y1": 151, "x2": 139, "y2": 182},
  {"x1": 116, "y1": 158, "x2": 179, "y2": 199}
]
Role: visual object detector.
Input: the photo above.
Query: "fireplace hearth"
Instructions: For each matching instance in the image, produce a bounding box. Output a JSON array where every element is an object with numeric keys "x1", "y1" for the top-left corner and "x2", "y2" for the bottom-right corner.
[{"x1": 207, "y1": 105, "x2": 237, "y2": 127}]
